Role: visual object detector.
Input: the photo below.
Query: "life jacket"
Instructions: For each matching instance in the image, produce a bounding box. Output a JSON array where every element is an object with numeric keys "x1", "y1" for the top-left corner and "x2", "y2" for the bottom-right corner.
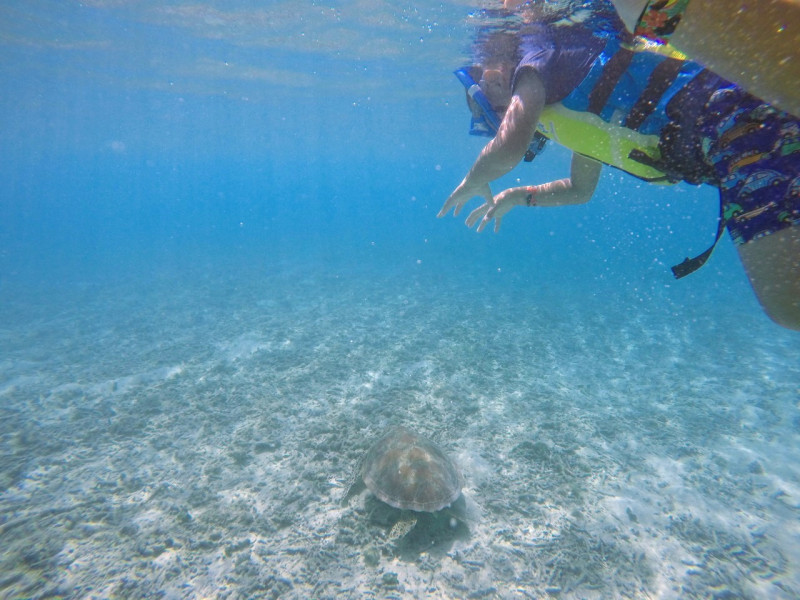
[
  {"x1": 535, "y1": 42, "x2": 725, "y2": 276},
  {"x1": 537, "y1": 36, "x2": 705, "y2": 184}
]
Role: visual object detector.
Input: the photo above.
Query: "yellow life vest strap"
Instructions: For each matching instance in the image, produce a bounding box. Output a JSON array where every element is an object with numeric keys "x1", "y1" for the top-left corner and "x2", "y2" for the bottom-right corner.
[{"x1": 537, "y1": 103, "x2": 675, "y2": 184}]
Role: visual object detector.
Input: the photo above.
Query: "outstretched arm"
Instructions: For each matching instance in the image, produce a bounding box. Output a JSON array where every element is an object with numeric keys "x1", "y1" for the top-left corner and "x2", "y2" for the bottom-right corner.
[
  {"x1": 466, "y1": 153, "x2": 602, "y2": 233},
  {"x1": 438, "y1": 69, "x2": 546, "y2": 218}
]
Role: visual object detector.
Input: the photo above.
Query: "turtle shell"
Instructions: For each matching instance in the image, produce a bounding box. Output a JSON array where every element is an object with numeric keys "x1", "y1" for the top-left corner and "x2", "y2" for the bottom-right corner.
[{"x1": 361, "y1": 426, "x2": 463, "y2": 512}]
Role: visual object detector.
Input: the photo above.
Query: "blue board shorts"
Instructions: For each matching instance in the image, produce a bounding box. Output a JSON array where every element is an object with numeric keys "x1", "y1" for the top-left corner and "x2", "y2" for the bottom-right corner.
[{"x1": 698, "y1": 87, "x2": 800, "y2": 246}]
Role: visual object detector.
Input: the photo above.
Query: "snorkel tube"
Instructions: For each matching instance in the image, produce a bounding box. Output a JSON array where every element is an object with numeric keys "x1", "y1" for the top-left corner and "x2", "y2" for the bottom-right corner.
[
  {"x1": 455, "y1": 68, "x2": 502, "y2": 135},
  {"x1": 455, "y1": 67, "x2": 548, "y2": 161}
]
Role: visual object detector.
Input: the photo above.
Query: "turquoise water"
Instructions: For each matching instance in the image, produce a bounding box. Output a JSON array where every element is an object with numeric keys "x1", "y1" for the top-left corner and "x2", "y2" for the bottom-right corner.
[{"x1": 2, "y1": 2, "x2": 799, "y2": 599}]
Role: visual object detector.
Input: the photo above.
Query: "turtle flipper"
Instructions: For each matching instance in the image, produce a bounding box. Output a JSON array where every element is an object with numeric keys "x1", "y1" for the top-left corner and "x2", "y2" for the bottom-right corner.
[
  {"x1": 387, "y1": 513, "x2": 418, "y2": 541},
  {"x1": 341, "y1": 478, "x2": 366, "y2": 507}
]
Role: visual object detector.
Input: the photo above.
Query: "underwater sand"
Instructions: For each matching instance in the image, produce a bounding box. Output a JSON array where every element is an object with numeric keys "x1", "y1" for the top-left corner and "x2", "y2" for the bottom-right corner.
[{"x1": 1, "y1": 257, "x2": 799, "y2": 600}]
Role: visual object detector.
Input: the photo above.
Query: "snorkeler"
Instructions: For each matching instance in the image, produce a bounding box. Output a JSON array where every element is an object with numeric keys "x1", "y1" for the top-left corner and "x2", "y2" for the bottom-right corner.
[{"x1": 438, "y1": 14, "x2": 800, "y2": 331}]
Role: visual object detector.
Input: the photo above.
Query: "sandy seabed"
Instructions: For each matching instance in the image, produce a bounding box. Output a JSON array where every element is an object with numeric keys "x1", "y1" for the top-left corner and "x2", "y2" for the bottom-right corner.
[{"x1": 1, "y1": 260, "x2": 799, "y2": 600}]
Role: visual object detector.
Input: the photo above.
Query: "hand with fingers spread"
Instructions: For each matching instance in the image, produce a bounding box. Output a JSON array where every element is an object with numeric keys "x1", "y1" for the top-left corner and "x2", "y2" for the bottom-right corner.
[
  {"x1": 466, "y1": 186, "x2": 535, "y2": 233},
  {"x1": 438, "y1": 179, "x2": 493, "y2": 218}
]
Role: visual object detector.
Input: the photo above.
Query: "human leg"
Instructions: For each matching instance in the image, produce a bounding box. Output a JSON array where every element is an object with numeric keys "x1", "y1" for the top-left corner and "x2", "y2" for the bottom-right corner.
[
  {"x1": 701, "y1": 90, "x2": 800, "y2": 330},
  {"x1": 737, "y1": 227, "x2": 800, "y2": 330}
]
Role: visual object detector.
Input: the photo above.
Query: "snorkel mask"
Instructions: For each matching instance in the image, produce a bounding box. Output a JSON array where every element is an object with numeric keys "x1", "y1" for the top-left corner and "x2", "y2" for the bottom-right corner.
[{"x1": 455, "y1": 67, "x2": 548, "y2": 162}]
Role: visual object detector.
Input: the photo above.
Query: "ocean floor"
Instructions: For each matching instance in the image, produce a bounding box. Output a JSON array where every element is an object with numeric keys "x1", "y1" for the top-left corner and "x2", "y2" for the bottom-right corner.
[{"x1": 1, "y1": 257, "x2": 799, "y2": 599}]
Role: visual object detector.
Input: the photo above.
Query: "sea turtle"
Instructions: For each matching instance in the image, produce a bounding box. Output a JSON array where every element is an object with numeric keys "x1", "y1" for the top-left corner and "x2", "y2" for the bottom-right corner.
[
  {"x1": 360, "y1": 426, "x2": 464, "y2": 512},
  {"x1": 343, "y1": 426, "x2": 466, "y2": 543}
]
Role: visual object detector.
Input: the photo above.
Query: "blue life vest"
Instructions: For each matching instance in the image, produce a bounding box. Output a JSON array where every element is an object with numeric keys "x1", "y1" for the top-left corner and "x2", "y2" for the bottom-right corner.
[{"x1": 563, "y1": 36, "x2": 704, "y2": 140}]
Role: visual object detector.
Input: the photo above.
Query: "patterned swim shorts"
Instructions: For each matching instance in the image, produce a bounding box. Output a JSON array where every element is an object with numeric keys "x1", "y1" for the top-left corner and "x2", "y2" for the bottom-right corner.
[{"x1": 699, "y1": 87, "x2": 800, "y2": 246}]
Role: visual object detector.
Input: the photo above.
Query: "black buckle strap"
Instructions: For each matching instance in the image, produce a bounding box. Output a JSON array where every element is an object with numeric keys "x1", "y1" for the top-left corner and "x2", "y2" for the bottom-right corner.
[{"x1": 671, "y1": 196, "x2": 727, "y2": 279}]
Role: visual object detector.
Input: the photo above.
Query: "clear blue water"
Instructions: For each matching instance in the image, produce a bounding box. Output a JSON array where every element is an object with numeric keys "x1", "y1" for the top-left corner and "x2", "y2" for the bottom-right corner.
[{"x1": 2, "y1": 2, "x2": 799, "y2": 599}]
